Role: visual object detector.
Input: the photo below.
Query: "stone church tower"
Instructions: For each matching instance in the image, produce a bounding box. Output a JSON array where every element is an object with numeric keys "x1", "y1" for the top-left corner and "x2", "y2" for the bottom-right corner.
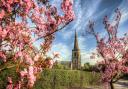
[{"x1": 71, "y1": 31, "x2": 81, "y2": 70}]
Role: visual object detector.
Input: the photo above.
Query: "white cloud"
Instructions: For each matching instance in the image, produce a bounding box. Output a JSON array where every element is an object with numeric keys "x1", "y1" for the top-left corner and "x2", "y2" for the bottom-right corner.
[
  {"x1": 118, "y1": 0, "x2": 128, "y2": 24},
  {"x1": 85, "y1": 0, "x2": 102, "y2": 19},
  {"x1": 120, "y1": 9, "x2": 128, "y2": 24},
  {"x1": 72, "y1": 0, "x2": 83, "y2": 31},
  {"x1": 81, "y1": 48, "x2": 102, "y2": 65},
  {"x1": 78, "y1": 36, "x2": 86, "y2": 50},
  {"x1": 47, "y1": 43, "x2": 71, "y2": 61},
  {"x1": 72, "y1": 0, "x2": 102, "y2": 34},
  {"x1": 109, "y1": 0, "x2": 128, "y2": 25}
]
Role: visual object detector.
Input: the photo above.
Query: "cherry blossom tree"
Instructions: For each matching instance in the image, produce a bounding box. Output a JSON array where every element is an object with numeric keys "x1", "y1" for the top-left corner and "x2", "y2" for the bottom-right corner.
[
  {"x1": 0, "y1": 0, "x2": 75, "y2": 88},
  {"x1": 87, "y1": 8, "x2": 128, "y2": 89}
]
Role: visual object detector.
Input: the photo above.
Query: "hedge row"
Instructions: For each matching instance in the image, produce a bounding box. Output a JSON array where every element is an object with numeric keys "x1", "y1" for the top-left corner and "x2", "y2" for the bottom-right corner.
[
  {"x1": 0, "y1": 67, "x2": 100, "y2": 89},
  {"x1": 34, "y1": 69, "x2": 100, "y2": 89},
  {"x1": 0, "y1": 67, "x2": 19, "y2": 89}
]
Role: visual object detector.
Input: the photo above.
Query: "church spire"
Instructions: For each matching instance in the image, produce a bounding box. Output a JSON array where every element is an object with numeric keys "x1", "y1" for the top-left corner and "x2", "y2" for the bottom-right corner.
[
  {"x1": 71, "y1": 30, "x2": 81, "y2": 70},
  {"x1": 74, "y1": 30, "x2": 79, "y2": 50}
]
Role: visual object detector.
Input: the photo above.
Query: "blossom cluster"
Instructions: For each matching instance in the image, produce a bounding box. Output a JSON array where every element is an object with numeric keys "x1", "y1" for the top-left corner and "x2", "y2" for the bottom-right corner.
[
  {"x1": 0, "y1": 0, "x2": 75, "y2": 88},
  {"x1": 88, "y1": 9, "x2": 128, "y2": 84}
]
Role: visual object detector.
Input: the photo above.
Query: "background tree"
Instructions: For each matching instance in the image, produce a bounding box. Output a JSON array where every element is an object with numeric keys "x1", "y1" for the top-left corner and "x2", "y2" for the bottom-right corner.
[
  {"x1": 0, "y1": 0, "x2": 75, "y2": 88},
  {"x1": 53, "y1": 60, "x2": 64, "y2": 69},
  {"x1": 83, "y1": 62, "x2": 93, "y2": 71},
  {"x1": 87, "y1": 8, "x2": 128, "y2": 89}
]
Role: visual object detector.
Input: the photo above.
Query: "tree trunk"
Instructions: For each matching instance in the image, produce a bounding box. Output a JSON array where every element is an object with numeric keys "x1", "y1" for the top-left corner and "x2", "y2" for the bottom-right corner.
[{"x1": 110, "y1": 82, "x2": 114, "y2": 89}]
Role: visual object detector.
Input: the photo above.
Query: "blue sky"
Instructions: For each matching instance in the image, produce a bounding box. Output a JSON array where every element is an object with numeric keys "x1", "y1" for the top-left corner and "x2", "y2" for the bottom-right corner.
[{"x1": 46, "y1": 0, "x2": 128, "y2": 65}]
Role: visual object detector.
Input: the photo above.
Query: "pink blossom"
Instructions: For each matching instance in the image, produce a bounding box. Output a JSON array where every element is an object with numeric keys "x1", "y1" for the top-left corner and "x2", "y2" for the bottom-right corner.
[
  {"x1": 6, "y1": 77, "x2": 13, "y2": 89},
  {"x1": 27, "y1": 66, "x2": 36, "y2": 88},
  {"x1": 6, "y1": 84, "x2": 13, "y2": 89},
  {"x1": 61, "y1": 0, "x2": 75, "y2": 21},
  {"x1": 14, "y1": 51, "x2": 23, "y2": 60},
  {"x1": 28, "y1": 66, "x2": 34, "y2": 74},
  {"x1": 34, "y1": 54, "x2": 40, "y2": 61},
  {"x1": 48, "y1": 60, "x2": 54, "y2": 69},
  {"x1": 7, "y1": 0, "x2": 13, "y2": 4},
  {"x1": 0, "y1": 10, "x2": 5, "y2": 19},
  {"x1": 17, "y1": 52, "x2": 22, "y2": 57},
  {"x1": 14, "y1": 81, "x2": 21, "y2": 89},
  {"x1": 0, "y1": 51, "x2": 6, "y2": 62},
  {"x1": 20, "y1": 69, "x2": 28, "y2": 77},
  {"x1": 1, "y1": 30, "x2": 8, "y2": 38},
  {"x1": 7, "y1": 77, "x2": 13, "y2": 84},
  {"x1": 24, "y1": 54, "x2": 34, "y2": 65},
  {"x1": 53, "y1": 52, "x2": 60, "y2": 58}
]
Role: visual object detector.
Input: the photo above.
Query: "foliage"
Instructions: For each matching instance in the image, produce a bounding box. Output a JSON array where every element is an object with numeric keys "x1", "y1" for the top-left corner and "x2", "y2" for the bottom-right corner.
[
  {"x1": 83, "y1": 62, "x2": 93, "y2": 71},
  {"x1": 53, "y1": 63, "x2": 64, "y2": 69},
  {"x1": 0, "y1": 64, "x2": 18, "y2": 89}
]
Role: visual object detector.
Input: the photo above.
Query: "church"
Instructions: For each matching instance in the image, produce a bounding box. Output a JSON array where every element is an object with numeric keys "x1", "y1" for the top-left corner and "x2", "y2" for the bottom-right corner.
[
  {"x1": 55, "y1": 31, "x2": 81, "y2": 70},
  {"x1": 71, "y1": 30, "x2": 81, "y2": 70}
]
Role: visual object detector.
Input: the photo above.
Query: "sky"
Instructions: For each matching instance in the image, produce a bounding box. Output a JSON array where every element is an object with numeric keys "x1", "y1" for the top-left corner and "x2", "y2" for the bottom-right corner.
[{"x1": 46, "y1": 0, "x2": 128, "y2": 65}]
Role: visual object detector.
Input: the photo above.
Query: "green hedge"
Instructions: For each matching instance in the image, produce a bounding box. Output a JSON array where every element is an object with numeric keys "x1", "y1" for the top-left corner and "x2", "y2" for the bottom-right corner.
[
  {"x1": 0, "y1": 67, "x2": 19, "y2": 89},
  {"x1": 34, "y1": 69, "x2": 100, "y2": 89},
  {"x1": 0, "y1": 68, "x2": 100, "y2": 89}
]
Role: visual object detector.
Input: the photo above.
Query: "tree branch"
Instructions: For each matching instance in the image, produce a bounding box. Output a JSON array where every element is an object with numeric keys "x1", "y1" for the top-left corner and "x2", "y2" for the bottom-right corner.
[
  {"x1": 36, "y1": 20, "x2": 73, "y2": 41},
  {"x1": 112, "y1": 74, "x2": 124, "y2": 83}
]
